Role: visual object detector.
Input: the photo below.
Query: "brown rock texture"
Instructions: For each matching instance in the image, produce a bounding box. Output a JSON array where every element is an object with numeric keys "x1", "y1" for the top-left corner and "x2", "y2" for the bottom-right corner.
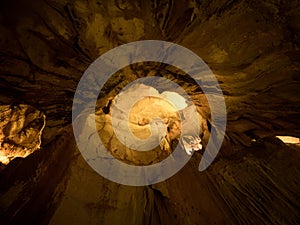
[
  {"x1": 0, "y1": 104, "x2": 45, "y2": 165},
  {"x1": 0, "y1": 0, "x2": 300, "y2": 225}
]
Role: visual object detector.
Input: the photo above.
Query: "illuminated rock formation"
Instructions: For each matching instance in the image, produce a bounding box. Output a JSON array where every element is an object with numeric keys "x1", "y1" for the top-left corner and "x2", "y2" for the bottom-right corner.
[
  {"x1": 0, "y1": 0, "x2": 299, "y2": 225},
  {"x1": 0, "y1": 104, "x2": 45, "y2": 165}
]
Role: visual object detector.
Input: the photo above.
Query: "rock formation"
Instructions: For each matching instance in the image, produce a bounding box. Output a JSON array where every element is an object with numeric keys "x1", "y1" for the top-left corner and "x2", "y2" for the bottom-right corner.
[
  {"x1": 0, "y1": 104, "x2": 45, "y2": 166},
  {"x1": 0, "y1": 0, "x2": 299, "y2": 224}
]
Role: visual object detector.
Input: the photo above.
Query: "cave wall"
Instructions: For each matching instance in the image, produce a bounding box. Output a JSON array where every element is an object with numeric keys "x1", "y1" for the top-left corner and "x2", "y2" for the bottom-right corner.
[
  {"x1": 1, "y1": 0, "x2": 299, "y2": 149},
  {"x1": 0, "y1": 0, "x2": 300, "y2": 225}
]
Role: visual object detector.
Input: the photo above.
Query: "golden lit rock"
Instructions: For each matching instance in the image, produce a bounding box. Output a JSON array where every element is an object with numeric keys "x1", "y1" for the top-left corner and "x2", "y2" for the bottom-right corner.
[{"x1": 0, "y1": 104, "x2": 45, "y2": 165}]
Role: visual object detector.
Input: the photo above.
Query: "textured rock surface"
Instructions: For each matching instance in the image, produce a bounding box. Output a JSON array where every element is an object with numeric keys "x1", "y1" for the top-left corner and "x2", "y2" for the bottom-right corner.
[
  {"x1": 0, "y1": 104, "x2": 45, "y2": 165},
  {"x1": 0, "y1": 0, "x2": 300, "y2": 225}
]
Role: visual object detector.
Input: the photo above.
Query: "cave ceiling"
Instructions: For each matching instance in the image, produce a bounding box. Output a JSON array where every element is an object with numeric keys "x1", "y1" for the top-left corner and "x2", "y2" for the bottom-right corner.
[{"x1": 0, "y1": 0, "x2": 300, "y2": 225}]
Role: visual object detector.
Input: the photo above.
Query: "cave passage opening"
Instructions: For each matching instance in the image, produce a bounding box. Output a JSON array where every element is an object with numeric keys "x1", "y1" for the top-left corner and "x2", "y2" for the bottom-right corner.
[{"x1": 94, "y1": 62, "x2": 211, "y2": 166}]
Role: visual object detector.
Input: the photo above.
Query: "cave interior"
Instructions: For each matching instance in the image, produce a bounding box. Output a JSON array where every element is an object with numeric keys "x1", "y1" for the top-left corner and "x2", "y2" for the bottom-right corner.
[{"x1": 0, "y1": 0, "x2": 300, "y2": 225}]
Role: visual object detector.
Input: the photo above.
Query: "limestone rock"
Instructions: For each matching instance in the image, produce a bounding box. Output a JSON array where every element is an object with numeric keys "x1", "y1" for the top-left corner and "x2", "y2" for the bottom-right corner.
[
  {"x1": 0, "y1": 104, "x2": 45, "y2": 165},
  {"x1": 0, "y1": 0, "x2": 300, "y2": 225}
]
